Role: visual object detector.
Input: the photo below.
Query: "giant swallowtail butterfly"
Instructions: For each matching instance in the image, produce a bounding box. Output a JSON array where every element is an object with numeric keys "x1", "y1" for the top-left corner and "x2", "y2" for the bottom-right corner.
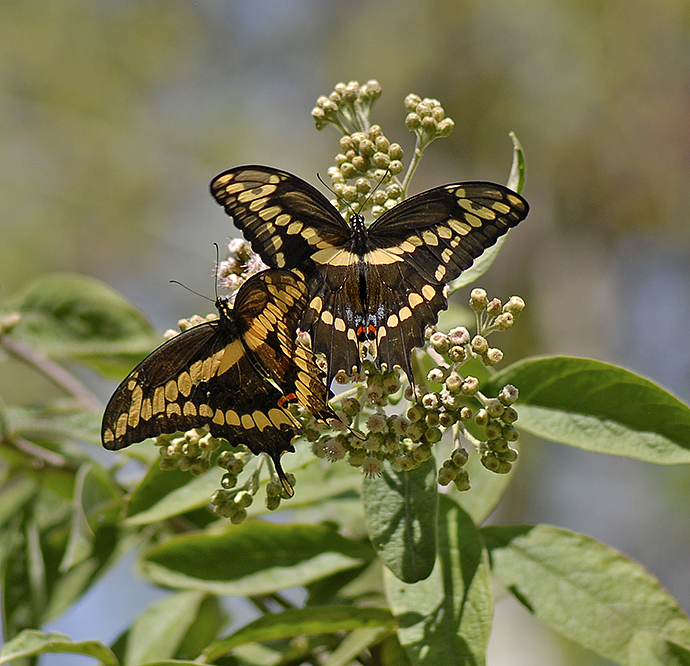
[
  {"x1": 101, "y1": 269, "x2": 337, "y2": 496},
  {"x1": 210, "y1": 165, "x2": 529, "y2": 386}
]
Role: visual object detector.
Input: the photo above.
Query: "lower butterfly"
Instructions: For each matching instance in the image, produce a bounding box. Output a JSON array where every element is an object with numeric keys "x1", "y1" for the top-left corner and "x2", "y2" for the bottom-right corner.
[
  {"x1": 210, "y1": 165, "x2": 529, "y2": 386},
  {"x1": 101, "y1": 268, "x2": 340, "y2": 496}
]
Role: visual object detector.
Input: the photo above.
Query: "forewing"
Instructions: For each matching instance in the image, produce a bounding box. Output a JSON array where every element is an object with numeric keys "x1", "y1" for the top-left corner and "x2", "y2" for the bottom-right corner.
[
  {"x1": 101, "y1": 313, "x2": 302, "y2": 494},
  {"x1": 210, "y1": 165, "x2": 351, "y2": 271},
  {"x1": 234, "y1": 269, "x2": 338, "y2": 424},
  {"x1": 101, "y1": 321, "x2": 224, "y2": 449},
  {"x1": 369, "y1": 181, "x2": 529, "y2": 285}
]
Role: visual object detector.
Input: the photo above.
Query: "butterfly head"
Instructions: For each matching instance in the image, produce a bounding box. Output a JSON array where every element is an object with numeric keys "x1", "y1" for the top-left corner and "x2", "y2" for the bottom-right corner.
[
  {"x1": 349, "y1": 213, "x2": 369, "y2": 254},
  {"x1": 215, "y1": 296, "x2": 234, "y2": 321}
]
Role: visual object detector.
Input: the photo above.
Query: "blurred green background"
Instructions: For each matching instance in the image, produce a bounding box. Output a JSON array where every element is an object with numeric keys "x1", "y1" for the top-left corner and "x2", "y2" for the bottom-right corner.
[{"x1": 2, "y1": 1, "x2": 690, "y2": 663}]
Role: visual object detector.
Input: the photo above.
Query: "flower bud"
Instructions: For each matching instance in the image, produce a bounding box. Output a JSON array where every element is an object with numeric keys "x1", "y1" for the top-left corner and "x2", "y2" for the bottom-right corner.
[
  {"x1": 445, "y1": 372, "x2": 463, "y2": 393},
  {"x1": 362, "y1": 455, "x2": 384, "y2": 477},
  {"x1": 404, "y1": 93, "x2": 422, "y2": 110},
  {"x1": 388, "y1": 143, "x2": 404, "y2": 160},
  {"x1": 405, "y1": 113, "x2": 422, "y2": 130},
  {"x1": 474, "y1": 408, "x2": 489, "y2": 427},
  {"x1": 422, "y1": 392, "x2": 439, "y2": 410},
  {"x1": 428, "y1": 366, "x2": 450, "y2": 383},
  {"x1": 470, "y1": 288, "x2": 488, "y2": 312},
  {"x1": 494, "y1": 313, "x2": 514, "y2": 330},
  {"x1": 451, "y1": 447, "x2": 469, "y2": 467},
  {"x1": 430, "y1": 331, "x2": 450, "y2": 353},
  {"x1": 484, "y1": 348, "x2": 504, "y2": 366},
  {"x1": 471, "y1": 335, "x2": 489, "y2": 355},
  {"x1": 487, "y1": 298, "x2": 503, "y2": 317},
  {"x1": 499, "y1": 385, "x2": 519, "y2": 405},
  {"x1": 486, "y1": 399, "x2": 505, "y2": 418},
  {"x1": 448, "y1": 326, "x2": 470, "y2": 346},
  {"x1": 485, "y1": 420, "x2": 502, "y2": 440},
  {"x1": 461, "y1": 376, "x2": 480, "y2": 396},
  {"x1": 502, "y1": 406, "x2": 519, "y2": 424},
  {"x1": 503, "y1": 296, "x2": 525, "y2": 315}
]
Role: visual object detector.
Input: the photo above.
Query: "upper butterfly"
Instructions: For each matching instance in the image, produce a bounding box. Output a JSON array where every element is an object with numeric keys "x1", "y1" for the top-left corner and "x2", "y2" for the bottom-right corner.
[
  {"x1": 102, "y1": 268, "x2": 338, "y2": 496},
  {"x1": 210, "y1": 165, "x2": 529, "y2": 387}
]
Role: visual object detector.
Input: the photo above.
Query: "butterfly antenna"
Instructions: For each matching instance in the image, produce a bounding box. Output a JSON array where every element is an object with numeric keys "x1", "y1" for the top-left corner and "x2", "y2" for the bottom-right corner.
[
  {"x1": 317, "y1": 172, "x2": 359, "y2": 220},
  {"x1": 357, "y1": 168, "x2": 390, "y2": 216},
  {"x1": 169, "y1": 280, "x2": 214, "y2": 303}
]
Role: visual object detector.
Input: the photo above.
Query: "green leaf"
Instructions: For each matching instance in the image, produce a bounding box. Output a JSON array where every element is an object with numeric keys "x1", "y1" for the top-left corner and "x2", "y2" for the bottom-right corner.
[
  {"x1": 61, "y1": 461, "x2": 122, "y2": 571},
  {"x1": 7, "y1": 404, "x2": 102, "y2": 448},
  {"x1": 123, "y1": 590, "x2": 206, "y2": 666},
  {"x1": 125, "y1": 455, "x2": 220, "y2": 525},
  {"x1": 204, "y1": 606, "x2": 396, "y2": 661},
  {"x1": 629, "y1": 632, "x2": 690, "y2": 666},
  {"x1": 0, "y1": 476, "x2": 37, "y2": 529},
  {"x1": 275, "y1": 450, "x2": 362, "y2": 509},
  {"x1": 378, "y1": 633, "x2": 415, "y2": 666},
  {"x1": 323, "y1": 626, "x2": 394, "y2": 666},
  {"x1": 134, "y1": 662, "x2": 200, "y2": 666},
  {"x1": 61, "y1": 464, "x2": 97, "y2": 571},
  {"x1": 448, "y1": 236, "x2": 511, "y2": 292},
  {"x1": 506, "y1": 131, "x2": 526, "y2": 194},
  {"x1": 483, "y1": 524, "x2": 690, "y2": 665},
  {"x1": 141, "y1": 521, "x2": 371, "y2": 596},
  {"x1": 0, "y1": 629, "x2": 117, "y2": 665},
  {"x1": 175, "y1": 594, "x2": 227, "y2": 661},
  {"x1": 386, "y1": 496, "x2": 492, "y2": 666},
  {"x1": 362, "y1": 457, "x2": 437, "y2": 583},
  {"x1": 484, "y1": 356, "x2": 690, "y2": 463},
  {"x1": 133, "y1": 662, "x2": 200, "y2": 666},
  {"x1": 2, "y1": 515, "x2": 50, "y2": 640},
  {"x1": 126, "y1": 445, "x2": 361, "y2": 525},
  {"x1": 6, "y1": 272, "x2": 159, "y2": 377}
]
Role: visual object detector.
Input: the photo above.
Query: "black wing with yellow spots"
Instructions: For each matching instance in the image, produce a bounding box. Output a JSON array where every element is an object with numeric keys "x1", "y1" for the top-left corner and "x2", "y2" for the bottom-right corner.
[
  {"x1": 101, "y1": 269, "x2": 336, "y2": 496},
  {"x1": 210, "y1": 165, "x2": 529, "y2": 386}
]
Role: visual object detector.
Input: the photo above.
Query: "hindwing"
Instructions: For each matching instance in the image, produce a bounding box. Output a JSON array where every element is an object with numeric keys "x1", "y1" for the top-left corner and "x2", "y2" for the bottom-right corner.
[
  {"x1": 210, "y1": 165, "x2": 529, "y2": 385},
  {"x1": 232, "y1": 268, "x2": 338, "y2": 423}
]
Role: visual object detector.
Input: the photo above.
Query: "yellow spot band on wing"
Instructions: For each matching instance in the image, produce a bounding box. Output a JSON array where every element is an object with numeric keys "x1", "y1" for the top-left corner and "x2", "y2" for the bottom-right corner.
[
  {"x1": 364, "y1": 248, "x2": 404, "y2": 265},
  {"x1": 311, "y1": 247, "x2": 358, "y2": 267},
  {"x1": 226, "y1": 410, "x2": 241, "y2": 426},
  {"x1": 217, "y1": 339, "x2": 245, "y2": 376}
]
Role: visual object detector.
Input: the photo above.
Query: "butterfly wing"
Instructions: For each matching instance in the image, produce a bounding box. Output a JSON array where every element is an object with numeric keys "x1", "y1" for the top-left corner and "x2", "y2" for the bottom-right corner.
[
  {"x1": 362, "y1": 181, "x2": 529, "y2": 376},
  {"x1": 210, "y1": 165, "x2": 529, "y2": 386},
  {"x1": 301, "y1": 182, "x2": 529, "y2": 381},
  {"x1": 101, "y1": 283, "x2": 304, "y2": 496},
  {"x1": 233, "y1": 269, "x2": 338, "y2": 425},
  {"x1": 297, "y1": 256, "x2": 369, "y2": 384},
  {"x1": 368, "y1": 181, "x2": 529, "y2": 282},
  {"x1": 210, "y1": 165, "x2": 351, "y2": 272},
  {"x1": 210, "y1": 166, "x2": 361, "y2": 387}
]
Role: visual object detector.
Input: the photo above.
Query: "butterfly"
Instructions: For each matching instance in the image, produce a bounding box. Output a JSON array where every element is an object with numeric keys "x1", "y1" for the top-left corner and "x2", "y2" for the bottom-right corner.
[
  {"x1": 101, "y1": 268, "x2": 338, "y2": 496},
  {"x1": 210, "y1": 165, "x2": 529, "y2": 386}
]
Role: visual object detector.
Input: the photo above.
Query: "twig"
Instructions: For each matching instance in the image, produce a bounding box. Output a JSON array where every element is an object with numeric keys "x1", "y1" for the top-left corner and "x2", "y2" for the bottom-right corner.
[{"x1": 1, "y1": 334, "x2": 102, "y2": 412}]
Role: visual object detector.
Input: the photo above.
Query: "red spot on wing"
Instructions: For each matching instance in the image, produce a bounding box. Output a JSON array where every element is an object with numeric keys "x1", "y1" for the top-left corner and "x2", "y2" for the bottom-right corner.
[
  {"x1": 356, "y1": 324, "x2": 377, "y2": 342},
  {"x1": 278, "y1": 393, "x2": 298, "y2": 408}
]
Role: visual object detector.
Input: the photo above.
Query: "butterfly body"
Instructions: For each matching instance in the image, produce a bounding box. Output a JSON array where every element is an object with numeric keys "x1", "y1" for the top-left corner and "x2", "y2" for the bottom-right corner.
[
  {"x1": 102, "y1": 269, "x2": 337, "y2": 496},
  {"x1": 211, "y1": 165, "x2": 529, "y2": 385}
]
